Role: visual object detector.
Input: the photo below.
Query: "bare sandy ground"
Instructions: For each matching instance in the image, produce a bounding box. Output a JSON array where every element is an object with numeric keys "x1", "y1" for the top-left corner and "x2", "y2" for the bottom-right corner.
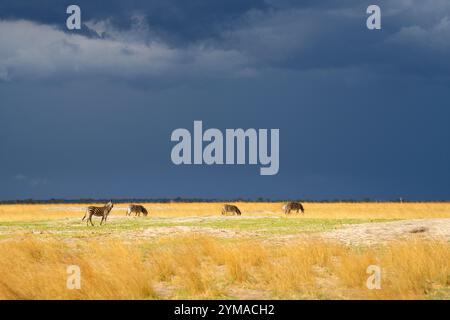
[
  {"x1": 321, "y1": 218, "x2": 450, "y2": 245},
  {"x1": 132, "y1": 225, "x2": 262, "y2": 239},
  {"x1": 2, "y1": 214, "x2": 450, "y2": 246},
  {"x1": 117, "y1": 218, "x2": 450, "y2": 245}
]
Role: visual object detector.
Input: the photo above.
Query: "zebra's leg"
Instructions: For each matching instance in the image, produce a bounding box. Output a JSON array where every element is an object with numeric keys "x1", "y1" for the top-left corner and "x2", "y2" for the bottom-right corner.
[
  {"x1": 100, "y1": 216, "x2": 104, "y2": 225},
  {"x1": 89, "y1": 215, "x2": 94, "y2": 226},
  {"x1": 81, "y1": 213, "x2": 86, "y2": 221}
]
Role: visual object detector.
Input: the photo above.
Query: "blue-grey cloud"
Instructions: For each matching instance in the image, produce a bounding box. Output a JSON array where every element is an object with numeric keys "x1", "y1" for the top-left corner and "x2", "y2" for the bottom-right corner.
[
  {"x1": 0, "y1": 18, "x2": 254, "y2": 82},
  {"x1": 1, "y1": 0, "x2": 450, "y2": 201}
]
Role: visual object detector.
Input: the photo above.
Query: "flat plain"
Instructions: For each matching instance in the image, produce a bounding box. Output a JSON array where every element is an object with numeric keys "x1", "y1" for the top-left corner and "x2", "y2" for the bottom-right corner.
[{"x1": 0, "y1": 202, "x2": 449, "y2": 299}]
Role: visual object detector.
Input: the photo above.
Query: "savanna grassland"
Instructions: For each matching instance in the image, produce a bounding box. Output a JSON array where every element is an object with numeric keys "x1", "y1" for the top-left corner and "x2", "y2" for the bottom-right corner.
[{"x1": 0, "y1": 202, "x2": 449, "y2": 300}]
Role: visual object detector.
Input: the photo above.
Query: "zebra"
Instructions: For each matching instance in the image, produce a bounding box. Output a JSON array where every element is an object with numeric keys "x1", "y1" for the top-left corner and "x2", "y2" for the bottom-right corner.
[
  {"x1": 283, "y1": 201, "x2": 305, "y2": 214},
  {"x1": 221, "y1": 204, "x2": 242, "y2": 216},
  {"x1": 82, "y1": 201, "x2": 114, "y2": 226},
  {"x1": 126, "y1": 204, "x2": 148, "y2": 217}
]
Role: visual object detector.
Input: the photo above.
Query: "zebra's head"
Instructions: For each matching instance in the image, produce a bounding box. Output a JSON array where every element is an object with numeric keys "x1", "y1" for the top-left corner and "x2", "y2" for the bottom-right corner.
[{"x1": 106, "y1": 201, "x2": 114, "y2": 213}]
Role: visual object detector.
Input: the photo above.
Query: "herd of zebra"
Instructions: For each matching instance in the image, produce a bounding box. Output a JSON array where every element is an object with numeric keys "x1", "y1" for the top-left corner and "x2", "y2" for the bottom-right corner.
[{"x1": 81, "y1": 201, "x2": 305, "y2": 226}]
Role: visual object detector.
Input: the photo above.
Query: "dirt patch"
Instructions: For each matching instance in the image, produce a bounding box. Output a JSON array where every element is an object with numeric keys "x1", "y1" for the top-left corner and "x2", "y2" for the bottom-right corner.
[
  {"x1": 119, "y1": 226, "x2": 262, "y2": 240},
  {"x1": 322, "y1": 218, "x2": 450, "y2": 245}
]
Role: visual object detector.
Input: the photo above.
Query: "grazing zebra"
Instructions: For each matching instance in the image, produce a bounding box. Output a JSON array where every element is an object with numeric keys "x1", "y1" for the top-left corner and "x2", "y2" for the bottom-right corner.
[
  {"x1": 126, "y1": 204, "x2": 148, "y2": 217},
  {"x1": 221, "y1": 204, "x2": 242, "y2": 216},
  {"x1": 82, "y1": 201, "x2": 114, "y2": 226},
  {"x1": 283, "y1": 201, "x2": 305, "y2": 214}
]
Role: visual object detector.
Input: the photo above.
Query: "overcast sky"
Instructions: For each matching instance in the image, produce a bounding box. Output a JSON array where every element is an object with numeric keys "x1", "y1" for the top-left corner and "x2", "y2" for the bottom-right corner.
[{"x1": 1, "y1": 0, "x2": 449, "y2": 200}]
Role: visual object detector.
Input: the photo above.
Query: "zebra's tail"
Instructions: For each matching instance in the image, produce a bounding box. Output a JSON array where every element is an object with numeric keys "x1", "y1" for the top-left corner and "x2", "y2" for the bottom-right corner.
[{"x1": 82, "y1": 208, "x2": 88, "y2": 221}]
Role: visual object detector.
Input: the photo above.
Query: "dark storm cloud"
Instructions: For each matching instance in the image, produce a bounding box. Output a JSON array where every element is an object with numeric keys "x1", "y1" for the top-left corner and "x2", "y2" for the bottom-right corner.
[
  {"x1": 2, "y1": 0, "x2": 450, "y2": 81},
  {"x1": 0, "y1": 0, "x2": 450, "y2": 200},
  {"x1": 0, "y1": 0, "x2": 269, "y2": 43}
]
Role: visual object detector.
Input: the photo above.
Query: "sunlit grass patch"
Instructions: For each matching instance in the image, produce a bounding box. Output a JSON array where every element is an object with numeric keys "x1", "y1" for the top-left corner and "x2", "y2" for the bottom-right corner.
[
  {"x1": 0, "y1": 237, "x2": 156, "y2": 299},
  {"x1": 0, "y1": 235, "x2": 448, "y2": 300}
]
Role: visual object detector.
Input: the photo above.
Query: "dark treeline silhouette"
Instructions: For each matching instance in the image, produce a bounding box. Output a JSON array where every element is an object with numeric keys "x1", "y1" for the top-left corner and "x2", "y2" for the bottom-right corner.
[{"x1": 0, "y1": 198, "x2": 447, "y2": 205}]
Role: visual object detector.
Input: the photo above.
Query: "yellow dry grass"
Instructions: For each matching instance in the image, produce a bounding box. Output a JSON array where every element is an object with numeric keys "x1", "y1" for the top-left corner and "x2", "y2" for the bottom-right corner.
[
  {"x1": 0, "y1": 235, "x2": 448, "y2": 300},
  {"x1": 0, "y1": 202, "x2": 448, "y2": 299},
  {"x1": 0, "y1": 238, "x2": 155, "y2": 299},
  {"x1": 0, "y1": 202, "x2": 449, "y2": 221}
]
